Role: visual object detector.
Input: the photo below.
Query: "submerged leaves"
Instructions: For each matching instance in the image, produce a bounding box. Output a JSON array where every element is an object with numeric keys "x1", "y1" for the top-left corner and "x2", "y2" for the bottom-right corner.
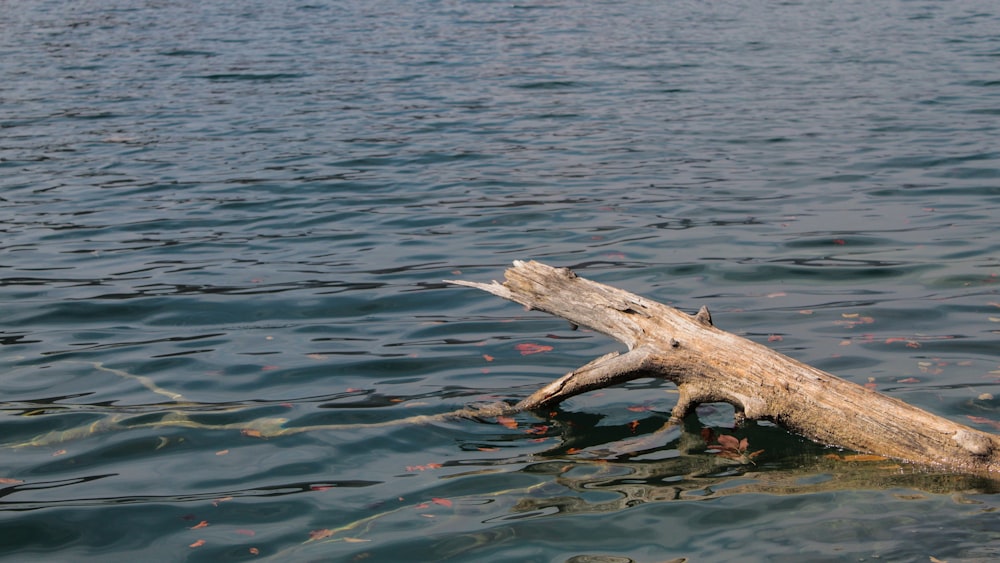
[
  {"x1": 706, "y1": 433, "x2": 764, "y2": 465},
  {"x1": 515, "y1": 342, "x2": 554, "y2": 355}
]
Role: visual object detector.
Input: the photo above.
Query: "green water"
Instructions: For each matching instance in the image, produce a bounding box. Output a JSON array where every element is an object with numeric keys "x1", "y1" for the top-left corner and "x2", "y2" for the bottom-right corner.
[{"x1": 2, "y1": 0, "x2": 1000, "y2": 560}]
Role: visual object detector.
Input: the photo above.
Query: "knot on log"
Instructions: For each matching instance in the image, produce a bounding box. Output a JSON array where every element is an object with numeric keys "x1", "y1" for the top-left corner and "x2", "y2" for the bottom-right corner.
[
  {"x1": 953, "y1": 430, "x2": 993, "y2": 457},
  {"x1": 694, "y1": 306, "x2": 713, "y2": 327}
]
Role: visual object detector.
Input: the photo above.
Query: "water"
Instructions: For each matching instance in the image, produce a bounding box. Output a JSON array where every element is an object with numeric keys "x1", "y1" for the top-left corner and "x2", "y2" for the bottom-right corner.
[{"x1": 2, "y1": 0, "x2": 1000, "y2": 560}]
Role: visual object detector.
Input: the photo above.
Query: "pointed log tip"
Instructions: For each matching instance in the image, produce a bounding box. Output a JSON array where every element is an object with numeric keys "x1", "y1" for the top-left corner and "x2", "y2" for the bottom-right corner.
[{"x1": 694, "y1": 306, "x2": 713, "y2": 327}]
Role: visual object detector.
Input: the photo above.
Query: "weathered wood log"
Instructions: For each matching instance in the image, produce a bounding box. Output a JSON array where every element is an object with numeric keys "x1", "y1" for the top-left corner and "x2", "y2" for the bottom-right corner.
[{"x1": 447, "y1": 260, "x2": 1000, "y2": 475}]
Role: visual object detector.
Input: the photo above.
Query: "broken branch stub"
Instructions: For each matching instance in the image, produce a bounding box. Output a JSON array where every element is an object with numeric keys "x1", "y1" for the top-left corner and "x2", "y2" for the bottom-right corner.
[{"x1": 447, "y1": 260, "x2": 1000, "y2": 475}]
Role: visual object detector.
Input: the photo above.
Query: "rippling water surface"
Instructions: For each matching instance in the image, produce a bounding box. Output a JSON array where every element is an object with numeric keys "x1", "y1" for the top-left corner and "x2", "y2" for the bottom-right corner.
[{"x1": 3, "y1": 0, "x2": 1000, "y2": 561}]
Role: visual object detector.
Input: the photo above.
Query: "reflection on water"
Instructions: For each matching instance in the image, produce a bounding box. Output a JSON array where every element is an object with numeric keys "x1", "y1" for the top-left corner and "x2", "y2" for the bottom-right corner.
[{"x1": 3, "y1": 0, "x2": 1000, "y2": 560}]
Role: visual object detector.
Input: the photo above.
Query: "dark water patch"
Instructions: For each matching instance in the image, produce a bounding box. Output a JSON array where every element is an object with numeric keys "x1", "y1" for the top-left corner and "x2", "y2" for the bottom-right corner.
[{"x1": 159, "y1": 49, "x2": 216, "y2": 57}]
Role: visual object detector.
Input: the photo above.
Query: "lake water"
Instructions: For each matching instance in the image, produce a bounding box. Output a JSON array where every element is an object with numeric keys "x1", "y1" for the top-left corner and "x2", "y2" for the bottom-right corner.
[{"x1": 3, "y1": 0, "x2": 1000, "y2": 560}]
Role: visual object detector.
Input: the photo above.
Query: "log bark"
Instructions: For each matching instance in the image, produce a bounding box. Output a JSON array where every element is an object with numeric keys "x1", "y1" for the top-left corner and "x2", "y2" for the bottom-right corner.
[{"x1": 447, "y1": 260, "x2": 1000, "y2": 475}]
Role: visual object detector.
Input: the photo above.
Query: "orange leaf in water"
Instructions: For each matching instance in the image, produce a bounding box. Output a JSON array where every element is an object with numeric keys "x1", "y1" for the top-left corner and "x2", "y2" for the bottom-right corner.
[
  {"x1": 715, "y1": 434, "x2": 740, "y2": 450},
  {"x1": 629, "y1": 420, "x2": 639, "y2": 433},
  {"x1": 767, "y1": 334, "x2": 783, "y2": 342},
  {"x1": 241, "y1": 429, "x2": 264, "y2": 438},
  {"x1": 190, "y1": 520, "x2": 209, "y2": 530},
  {"x1": 249, "y1": 547, "x2": 260, "y2": 555},
  {"x1": 216, "y1": 449, "x2": 229, "y2": 456},
  {"x1": 235, "y1": 529, "x2": 256, "y2": 537},
  {"x1": 626, "y1": 404, "x2": 653, "y2": 412},
  {"x1": 309, "y1": 529, "x2": 334, "y2": 541},
  {"x1": 212, "y1": 496, "x2": 233, "y2": 506},
  {"x1": 189, "y1": 539, "x2": 206, "y2": 548},
  {"x1": 431, "y1": 497, "x2": 453, "y2": 508},
  {"x1": 496, "y1": 416, "x2": 518, "y2": 429},
  {"x1": 967, "y1": 415, "x2": 1000, "y2": 431},
  {"x1": 343, "y1": 537, "x2": 371, "y2": 543},
  {"x1": 482, "y1": 354, "x2": 494, "y2": 362},
  {"x1": 566, "y1": 448, "x2": 582, "y2": 454},
  {"x1": 897, "y1": 377, "x2": 920, "y2": 383},
  {"x1": 515, "y1": 342, "x2": 553, "y2": 355},
  {"x1": 53, "y1": 449, "x2": 67, "y2": 457},
  {"x1": 0, "y1": 478, "x2": 23, "y2": 485}
]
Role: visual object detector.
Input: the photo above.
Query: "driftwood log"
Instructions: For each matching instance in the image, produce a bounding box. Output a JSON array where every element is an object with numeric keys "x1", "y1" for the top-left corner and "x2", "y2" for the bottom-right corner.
[{"x1": 447, "y1": 260, "x2": 1000, "y2": 475}]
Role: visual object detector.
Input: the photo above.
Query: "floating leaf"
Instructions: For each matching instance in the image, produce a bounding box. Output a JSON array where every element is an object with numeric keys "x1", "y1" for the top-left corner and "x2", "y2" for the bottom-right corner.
[
  {"x1": 307, "y1": 354, "x2": 328, "y2": 361},
  {"x1": 189, "y1": 539, "x2": 206, "y2": 548},
  {"x1": 241, "y1": 429, "x2": 264, "y2": 438},
  {"x1": 515, "y1": 342, "x2": 553, "y2": 355},
  {"x1": 309, "y1": 529, "x2": 334, "y2": 541},
  {"x1": 235, "y1": 529, "x2": 256, "y2": 537},
  {"x1": 343, "y1": 537, "x2": 371, "y2": 543},
  {"x1": 190, "y1": 520, "x2": 209, "y2": 530},
  {"x1": 768, "y1": 334, "x2": 783, "y2": 342},
  {"x1": 405, "y1": 463, "x2": 443, "y2": 472},
  {"x1": 715, "y1": 434, "x2": 740, "y2": 450},
  {"x1": 216, "y1": 449, "x2": 229, "y2": 456},
  {"x1": 249, "y1": 547, "x2": 260, "y2": 555},
  {"x1": 967, "y1": 415, "x2": 1000, "y2": 431},
  {"x1": 626, "y1": 404, "x2": 653, "y2": 412},
  {"x1": 525, "y1": 424, "x2": 548, "y2": 435},
  {"x1": 0, "y1": 478, "x2": 23, "y2": 485},
  {"x1": 629, "y1": 420, "x2": 639, "y2": 433},
  {"x1": 431, "y1": 497, "x2": 453, "y2": 508},
  {"x1": 496, "y1": 416, "x2": 518, "y2": 429},
  {"x1": 482, "y1": 354, "x2": 494, "y2": 362}
]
